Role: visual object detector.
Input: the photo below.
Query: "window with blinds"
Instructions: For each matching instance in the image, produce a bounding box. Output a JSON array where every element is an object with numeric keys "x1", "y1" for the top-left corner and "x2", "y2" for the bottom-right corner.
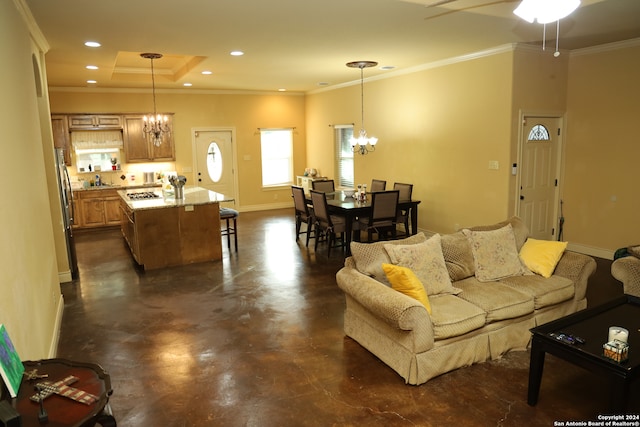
[{"x1": 335, "y1": 125, "x2": 354, "y2": 188}]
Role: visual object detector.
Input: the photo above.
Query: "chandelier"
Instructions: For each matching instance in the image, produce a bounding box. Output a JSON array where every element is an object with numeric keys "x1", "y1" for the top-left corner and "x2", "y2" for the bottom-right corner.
[
  {"x1": 513, "y1": 0, "x2": 581, "y2": 57},
  {"x1": 140, "y1": 53, "x2": 171, "y2": 147},
  {"x1": 347, "y1": 61, "x2": 378, "y2": 155}
]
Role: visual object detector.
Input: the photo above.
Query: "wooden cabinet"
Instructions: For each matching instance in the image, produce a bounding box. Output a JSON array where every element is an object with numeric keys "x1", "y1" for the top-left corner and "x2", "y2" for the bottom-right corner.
[
  {"x1": 68, "y1": 114, "x2": 122, "y2": 130},
  {"x1": 51, "y1": 115, "x2": 72, "y2": 165},
  {"x1": 73, "y1": 189, "x2": 122, "y2": 229},
  {"x1": 123, "y1": 115, "x2": 175, "y2": 162}
]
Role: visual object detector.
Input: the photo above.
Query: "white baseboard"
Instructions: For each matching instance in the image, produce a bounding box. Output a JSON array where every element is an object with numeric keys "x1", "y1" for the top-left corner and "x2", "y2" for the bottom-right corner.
[
  {"x1": 238, "y1": 201, "x2": 293, "y2": 212},
  {"x1": 567, "y1": 243, "x2": 614, "y2": 260},
  {"x1": 58, "y1": 270, "x2": 72, "y2": 283},
  {"x1": 48, "y1": 294, "x2": 64, "y2": 358}
]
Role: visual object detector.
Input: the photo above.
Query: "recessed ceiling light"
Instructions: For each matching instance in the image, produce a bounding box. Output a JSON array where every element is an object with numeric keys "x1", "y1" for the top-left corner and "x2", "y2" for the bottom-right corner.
[
  {"x1": 318, "y1": 82, "x2": 329, "y2": 86},
  {"x1": 380, "y1": 65, "x2": 395, "y2": 70},
  {"x1": 87, "y1": 80, "x2": 97, "y2": 84},
  {"x1": 201, "y1": 70, "x2": 212, "y2": 75},
  {"x1": 230, "y1": 51, "x2": 244, "y2": 56},
  {"x1": 84, "y1": 41, "x2": 101, "y2": 48},
  {"x1": 278, "y1": 88, "x2": 286, "y2": 92},
  {"x1": 183, "y1": 83, "x2": 193, "y2": 87},
  {"x1": 86, "y1": 65, "x2": 98, "y2": 70}
]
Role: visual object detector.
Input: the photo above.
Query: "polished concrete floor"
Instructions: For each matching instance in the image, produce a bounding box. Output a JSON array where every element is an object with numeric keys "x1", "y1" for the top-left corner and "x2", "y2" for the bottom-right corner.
[{"x1": 59, "y1": 209, "x2": 638, "y2": 426}]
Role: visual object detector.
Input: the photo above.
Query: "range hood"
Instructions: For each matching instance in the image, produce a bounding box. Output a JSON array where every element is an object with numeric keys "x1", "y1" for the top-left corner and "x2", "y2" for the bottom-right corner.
[{"x1": 72, "y1": 130, "x2": 123, "y2": 151}]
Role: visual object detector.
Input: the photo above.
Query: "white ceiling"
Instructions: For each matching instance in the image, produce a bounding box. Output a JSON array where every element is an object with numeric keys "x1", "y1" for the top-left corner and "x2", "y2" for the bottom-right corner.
[{"x1": 25, "y1": 0, "x2": 640, "y2": 93}]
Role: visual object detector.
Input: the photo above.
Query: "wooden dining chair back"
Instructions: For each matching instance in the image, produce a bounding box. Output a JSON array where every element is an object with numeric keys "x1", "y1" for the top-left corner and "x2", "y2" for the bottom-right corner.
[
  {"x1": 359, "y1": 190, "x2": 399, "y2": 242},
  {"x1": 310, "y1": 189, "x2": 346, "y2": 256},
  {"x1": 311, "y1": 179, "x2": 335, "y2": 193},
  {"x1": 393, "y1": 182, "x2": 413, "y2": 200},
  {"x1": 291, "y1": 185, "x2": 314, "y2": 246},
  {"x1": 393, "y1": 182, "x2": 413, "y2": 236},
  {"x1": 371, "y1": 179, "x2": 386, "y2": 192}
]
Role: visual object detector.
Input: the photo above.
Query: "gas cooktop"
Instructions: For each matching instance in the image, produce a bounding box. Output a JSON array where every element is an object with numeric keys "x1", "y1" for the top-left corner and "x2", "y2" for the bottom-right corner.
[{"x1": 126, "y1": 192, "x2": 160, "y2": 200}]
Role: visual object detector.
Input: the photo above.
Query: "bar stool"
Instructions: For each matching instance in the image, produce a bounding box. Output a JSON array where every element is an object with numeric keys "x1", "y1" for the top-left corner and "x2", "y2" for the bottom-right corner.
[{"x1": 220, "y1": 207, "x2": 239, "y2": 252}]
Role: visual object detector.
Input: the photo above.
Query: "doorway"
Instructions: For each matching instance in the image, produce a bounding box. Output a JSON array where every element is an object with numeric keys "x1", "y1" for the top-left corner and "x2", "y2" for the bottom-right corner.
[
  {"x1": 193, "y1": 128, "x2": 237, "y2": 205},
  {"x1": 517, "y1": 115, "x2": 563, "y2": 240}
]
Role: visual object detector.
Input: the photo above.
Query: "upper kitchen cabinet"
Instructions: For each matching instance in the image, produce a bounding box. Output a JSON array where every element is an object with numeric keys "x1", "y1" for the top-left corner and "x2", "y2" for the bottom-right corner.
[
  {"x1": 68, "y1": 114, "x2": 122, "y2": 130},
  {"x1": 51, "y1": 115, "x2": 71, "y2": 165},
  {"x1": 123, "y1": 114, "x2": 175, "y2": 162}
]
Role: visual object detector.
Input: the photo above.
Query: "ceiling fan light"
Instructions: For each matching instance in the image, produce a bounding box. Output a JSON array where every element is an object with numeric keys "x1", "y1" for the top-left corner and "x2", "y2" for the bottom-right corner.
[
  {"x1": 513, "y1": 0, "x2": 536, "y2": 23},
  {"x1": 514, "y1": 0, "x2": 580, "y2": 24}
]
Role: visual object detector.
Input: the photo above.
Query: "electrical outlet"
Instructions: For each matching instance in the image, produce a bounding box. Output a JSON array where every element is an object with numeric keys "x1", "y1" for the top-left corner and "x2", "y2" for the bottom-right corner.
[{"x1": 488, "y1": 160, "x2": 499, "y2": 170}]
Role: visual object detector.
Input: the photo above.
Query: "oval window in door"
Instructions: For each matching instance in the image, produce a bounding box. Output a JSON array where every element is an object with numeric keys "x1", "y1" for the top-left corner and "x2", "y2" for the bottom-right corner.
[{"x1": 207, "y1": 142, "x2": 223, "y2": 182}]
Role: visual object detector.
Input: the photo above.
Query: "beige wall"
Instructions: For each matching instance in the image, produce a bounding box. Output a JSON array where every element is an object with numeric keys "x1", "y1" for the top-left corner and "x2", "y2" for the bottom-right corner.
[
  {"x1": 49, "y1": 91, "x2": 306, "y2": 210},
  {"x1": 306, "y1": 42, "x2": 639, "y2": 257},
  {"x1": 307, "y1": 51, "x2": 516, "y2": 234},
  {"x1": 564, "y1": 43, "x2": 640, "y2": 253},
  {"x1": 1, "y1": 1, "x2": 63, "y2": 359}
]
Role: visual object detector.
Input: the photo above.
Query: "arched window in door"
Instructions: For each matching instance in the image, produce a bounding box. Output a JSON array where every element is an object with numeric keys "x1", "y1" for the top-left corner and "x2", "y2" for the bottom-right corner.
[
  {"x1": 207, "y1": 142, "x2": 223, "y2": 182},
  {"x1": 527, "y1": 124, "x2": 550, "y2": 141}
]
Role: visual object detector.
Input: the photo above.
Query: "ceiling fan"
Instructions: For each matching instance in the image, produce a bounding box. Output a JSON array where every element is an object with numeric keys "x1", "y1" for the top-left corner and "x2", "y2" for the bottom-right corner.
[
  {"x1": 423, "y1": 0, "x2": 520, "y2": 20},
  {"x1": 424, "y1": 0, "x2": 518, "y2": 8}
]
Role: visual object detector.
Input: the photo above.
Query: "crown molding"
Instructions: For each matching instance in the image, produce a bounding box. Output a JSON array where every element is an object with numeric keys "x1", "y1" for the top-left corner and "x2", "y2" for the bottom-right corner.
[
  {"x1": 13, "y1": 0, "x2": 49, "y2": 52},
  {"x1": 570, "y1": 37, "x2": 640, "y2": 57},
  {"x1": 48, "y1": 86, "x2": 305, "y2": 96}
]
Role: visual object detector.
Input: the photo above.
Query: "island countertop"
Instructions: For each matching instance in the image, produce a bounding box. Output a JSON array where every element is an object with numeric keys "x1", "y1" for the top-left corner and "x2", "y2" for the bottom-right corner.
[{"x1": 118, "y1": 186, "x2": 233, "y2": 211}]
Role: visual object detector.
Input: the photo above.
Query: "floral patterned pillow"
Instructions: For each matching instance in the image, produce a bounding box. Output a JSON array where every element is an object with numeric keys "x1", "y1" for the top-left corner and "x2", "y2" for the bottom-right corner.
[
  {"x1": 462, "y1": 224, "x2": 527, "y2": 282},
  {"x1": 384, "y1": 234, "x2": 461, "y2": 296}
]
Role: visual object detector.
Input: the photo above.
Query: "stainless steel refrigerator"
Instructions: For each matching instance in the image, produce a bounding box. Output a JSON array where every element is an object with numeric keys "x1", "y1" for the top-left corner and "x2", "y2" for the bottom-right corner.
[{"x1": 55, "y1": 148, "x2": 78, "y2": 279}]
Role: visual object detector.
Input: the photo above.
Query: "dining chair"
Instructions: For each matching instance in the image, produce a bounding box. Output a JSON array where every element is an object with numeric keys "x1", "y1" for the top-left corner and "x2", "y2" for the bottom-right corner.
[
  {"x1": 310, "y1": 189, "x2": 348, "y2": 256},
  {"x1": 358, "y1": 190, "x2": 400, "y2": 242},
  {"x1": 291, "y1": 185, "x2": 314, "y2": 246},
  {"x1": 394, "y1": 182, "x2": 413, "y2": 236},
  {"x1": 371, "y1": 179, "x2": 386, "y2": 192},
  {"x1": 311, "y1": 179, "x2": 335, "y2": 193}
]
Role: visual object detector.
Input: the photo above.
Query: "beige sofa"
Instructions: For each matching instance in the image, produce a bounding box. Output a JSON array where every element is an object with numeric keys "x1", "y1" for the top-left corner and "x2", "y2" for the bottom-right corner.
[
  {"x1": 611, "y1": 247, "x2": 640, "y2": 297},
  {"x1": 336, "y1": 217, "x2": 596, "y2": 385}
]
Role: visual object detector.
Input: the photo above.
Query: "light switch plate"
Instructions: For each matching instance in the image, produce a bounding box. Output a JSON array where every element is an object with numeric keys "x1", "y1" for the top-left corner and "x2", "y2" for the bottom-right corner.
[{"x1": 488, "y1": 160, "x2": 499, "y2": 170}]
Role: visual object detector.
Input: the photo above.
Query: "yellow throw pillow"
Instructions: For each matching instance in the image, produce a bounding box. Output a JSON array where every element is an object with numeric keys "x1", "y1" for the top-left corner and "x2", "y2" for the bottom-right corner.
[
  {"x1": 382, "y1": 263, "x2": 432, "y2": 314},
  {"x1": 519, "y1": 238, "x2": 568, "y2": 278}
]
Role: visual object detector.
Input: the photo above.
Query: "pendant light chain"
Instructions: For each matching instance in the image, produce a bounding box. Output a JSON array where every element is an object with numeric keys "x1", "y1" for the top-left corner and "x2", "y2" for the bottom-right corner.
[
  {"x1": 150, "y1": 56, "x2": 158, "y2": 117},
  {"x1": 359, "y1": 66, "x2": 365, "y2": 133}
]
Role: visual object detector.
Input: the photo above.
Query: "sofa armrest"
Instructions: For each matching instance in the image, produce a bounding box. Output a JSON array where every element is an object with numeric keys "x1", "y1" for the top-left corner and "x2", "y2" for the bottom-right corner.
[
  {"x1": 612, "y1": 256, "x2": 640, "y2": 297},
  {"x1": 336, "y1": 265, "x2": 433, "y2": 333},
  {"x1": 552, "y1": 250, "x2": 597, "y2": 301}
]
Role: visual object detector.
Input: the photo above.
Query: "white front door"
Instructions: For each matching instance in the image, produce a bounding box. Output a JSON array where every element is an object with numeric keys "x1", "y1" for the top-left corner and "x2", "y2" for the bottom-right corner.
[
  {"x1": 194, "y1": 129, "x2": 236, "y2": 203},
  {"x1": 518, "y1": 116, "x2": 562, "y2": 240}
]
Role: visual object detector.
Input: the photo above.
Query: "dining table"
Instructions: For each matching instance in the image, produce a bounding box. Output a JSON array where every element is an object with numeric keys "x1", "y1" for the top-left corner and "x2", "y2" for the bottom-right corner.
[{"x1": 306, "y1": 191, "x2": 421, "y2": 256}]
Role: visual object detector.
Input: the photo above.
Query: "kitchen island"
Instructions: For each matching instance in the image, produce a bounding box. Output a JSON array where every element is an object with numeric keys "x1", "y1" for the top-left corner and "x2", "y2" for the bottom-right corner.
[{"x1": 119, "y1": 186, "x2": 232, "y2": 270}]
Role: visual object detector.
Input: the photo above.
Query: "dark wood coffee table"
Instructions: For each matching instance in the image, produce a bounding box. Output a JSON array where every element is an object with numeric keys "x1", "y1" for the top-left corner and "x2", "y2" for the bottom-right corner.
[{"x1": 528, "y1": 295, "x2": 640, "y2": 413}]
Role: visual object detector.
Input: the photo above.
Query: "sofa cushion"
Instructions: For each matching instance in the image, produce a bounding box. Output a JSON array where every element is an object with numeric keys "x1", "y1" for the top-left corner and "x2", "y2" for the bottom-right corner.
[
  {"x1": 469, "y1": 216, "x2": 530, "y2": 251},
  {"x1": 519, "y1": 238, "x2": 568, "y2": 278},
  {"x1": 385, "y1": 234, "x2": 461, "y2": 296},
  {"x1": 441, "y1": 231, "x2": 475, "y2": 282},
  {"x1": 454, "y1": 277, "x2": 535, "y2": 323},
  {"x1": 498, "y1": 274, "x2": 575, "y2": 309},
  {"x1": 429, "y1": 294, "x2": 487, "y2": 340},
  {"x1": 382, "y1": 263, "x2": 432, "y2": 314},
  {"x1": 463, "y1": 224, "x2": 528, "y2": 282},
  {"x1": 350, "y1": 232, "x2": 427, "y2": 285}
]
